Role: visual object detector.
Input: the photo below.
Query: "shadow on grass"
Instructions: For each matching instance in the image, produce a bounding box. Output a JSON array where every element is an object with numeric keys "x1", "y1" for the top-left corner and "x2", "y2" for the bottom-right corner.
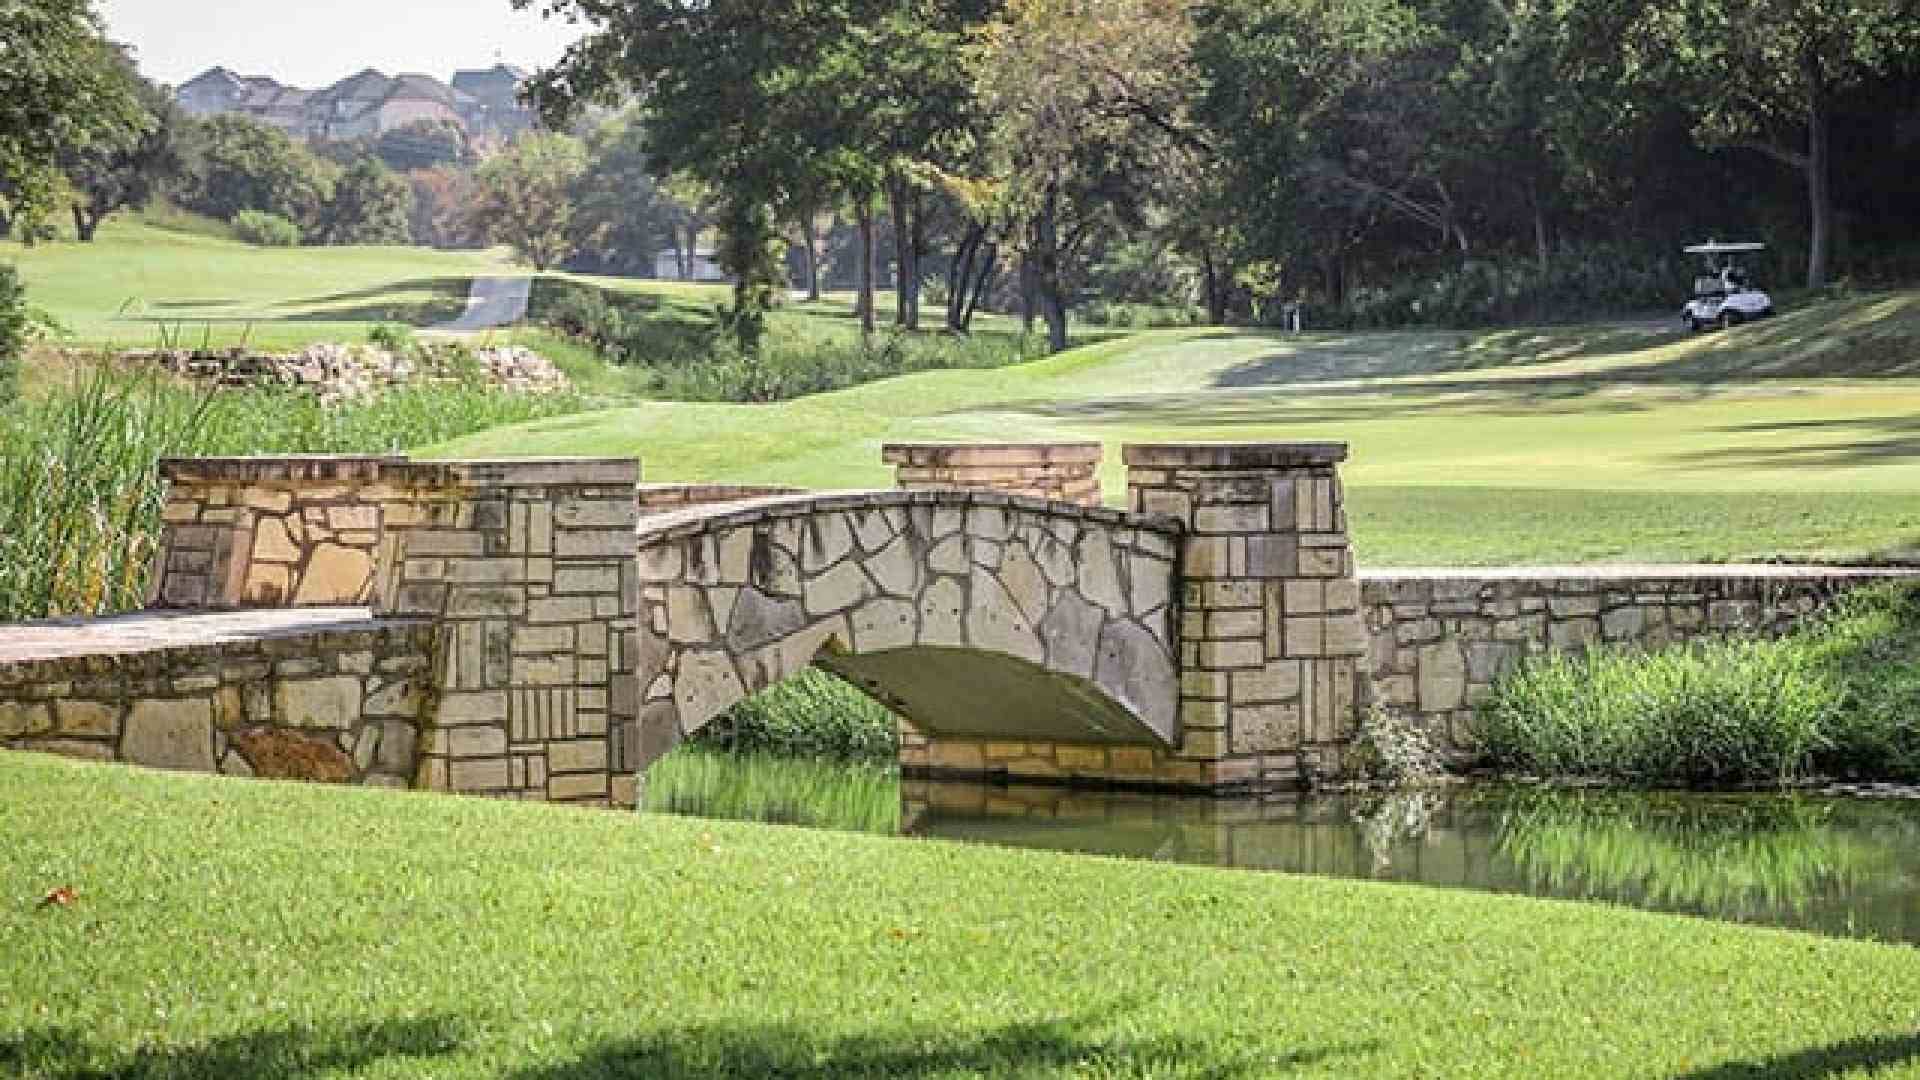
[
  {"x1": 0, "y1": 1015, "x2": 463, "y2": 1078},
  {"x1": 1674, "y1": 1032, "x2": 1920, "y2": 1079},
  {"x1": 272, "y1": 277, "x2": 474, "y2": 310},
  {"x1": 510, "y1": 1017, "x2": 1379, "y2": 1079}
]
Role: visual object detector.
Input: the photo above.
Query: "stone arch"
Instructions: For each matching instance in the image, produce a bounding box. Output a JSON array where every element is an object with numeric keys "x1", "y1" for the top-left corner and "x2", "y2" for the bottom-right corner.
[{"x1": 627, "y1": 490, "x2": 1182, "y2": 772}]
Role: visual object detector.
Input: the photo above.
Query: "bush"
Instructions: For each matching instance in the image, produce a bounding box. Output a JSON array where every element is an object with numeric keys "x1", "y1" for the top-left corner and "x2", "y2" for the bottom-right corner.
[
  {"x1": 366, "y1": 322, "x2": 415, "y2": 352},
  {"x1": 1473, "y1": 583, "x2": 1920, "y2": 786},
  {"x1": 232, "y1": 209, "x2": 301, "y2": 247},
  {"x1": 0, "y1": 264, "x2": 25, "y2": 406},
  {"x1": 654, "y1": 325, "x2": 1043, "y2": 403},
  {"x1": 691, "y1": 669, "x2": 900, "y2": 762}
]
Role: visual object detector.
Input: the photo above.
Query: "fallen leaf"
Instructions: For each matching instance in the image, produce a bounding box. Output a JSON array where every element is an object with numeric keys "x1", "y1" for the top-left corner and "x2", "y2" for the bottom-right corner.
[{"x1": 37, "y1": 886, "x2": 77, "y2": 909}]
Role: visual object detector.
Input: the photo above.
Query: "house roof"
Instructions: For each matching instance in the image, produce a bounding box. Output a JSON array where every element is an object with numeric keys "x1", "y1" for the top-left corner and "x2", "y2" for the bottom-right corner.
[
  {"x1": 319, "y1": 68, "x2": 394, "y2": 103},
  {"x1": 179, "y1": 66, "x2": 247, "y2": 93},
  {"x1": 391, "y1": 73, "x2": 458, "y2": 108},
  {"x1": 451, "y1": 64, "x2": 528, "y2": 96}
]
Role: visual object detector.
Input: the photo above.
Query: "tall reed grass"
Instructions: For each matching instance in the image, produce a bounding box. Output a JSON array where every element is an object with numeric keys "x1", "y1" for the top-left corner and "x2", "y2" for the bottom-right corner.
[
  {"x1": 643, "y1": 746, "x2": 901, "y2": 834},
  {"x1": 1474, "y1": 583, "x2": 1920, "y2": 786},
  {"x1": 0, "y1": 359, "x2": 587, "y2": 620}
]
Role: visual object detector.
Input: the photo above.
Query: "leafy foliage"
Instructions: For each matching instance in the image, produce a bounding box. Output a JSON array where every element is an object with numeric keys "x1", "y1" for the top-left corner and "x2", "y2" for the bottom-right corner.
[
  {"x1": 469, "y1": 132, "x2": 586, "y2": 271},
  {"x1": 231, "y1": 209, "x2": 301, "y2": 247},
  {"x1": 317, "y1": 157, "x2": 412, "y2": 245},
  {"x1": 177, "y1": 114, "x2": 336, "y2": 232}
]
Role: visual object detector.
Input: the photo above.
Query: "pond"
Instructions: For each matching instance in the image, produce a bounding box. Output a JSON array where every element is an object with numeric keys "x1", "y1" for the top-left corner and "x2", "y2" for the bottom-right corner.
[{"x1": 643, "y1": 749, "x2": 1920, "y2": 946}]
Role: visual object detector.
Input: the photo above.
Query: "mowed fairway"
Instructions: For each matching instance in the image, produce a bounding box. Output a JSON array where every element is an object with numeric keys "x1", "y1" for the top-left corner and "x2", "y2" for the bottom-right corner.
[
  {"x1": 4, "y1": 215, "x2": 523, "y2": 350},
  {"x1": 437, "y1": 289, "x2": 1920, "y2": 565},
  {"x1": 4, "y1": 754, "x2": 1920, "y2": 1079}
]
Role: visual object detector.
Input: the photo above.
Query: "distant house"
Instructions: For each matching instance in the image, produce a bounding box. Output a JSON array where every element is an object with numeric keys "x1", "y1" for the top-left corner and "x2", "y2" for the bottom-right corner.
[
  {"x1": 451, "y1": 64, "x2": 535, "y2": 140},
  {"x1": 176, "y1": 67, "x2": 250, "y2": 116},
  {"x1": 174, "y1": 63, "x2": 531, "y2": 144},
  {"x1": 655, "y1": 249, "x2": 728, "y2": 282}
]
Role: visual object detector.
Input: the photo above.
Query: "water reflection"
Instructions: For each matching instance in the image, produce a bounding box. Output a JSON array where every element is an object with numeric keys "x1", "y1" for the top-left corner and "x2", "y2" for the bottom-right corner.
[{"x1": 898, "y1": 780, "x2": 1920, "y2": 944}]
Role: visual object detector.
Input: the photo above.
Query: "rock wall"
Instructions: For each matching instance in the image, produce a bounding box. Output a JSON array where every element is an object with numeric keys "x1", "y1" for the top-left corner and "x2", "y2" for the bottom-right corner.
[
  {"x1": 885, "y1": 443, "x2": 1103, "y2": 507},
  {"x1": 1361, "y1": 566, "x2": 1912, "y2": 751},
  {"x1": 0, "y1": 610, "x2": 433, "y2": 785}
]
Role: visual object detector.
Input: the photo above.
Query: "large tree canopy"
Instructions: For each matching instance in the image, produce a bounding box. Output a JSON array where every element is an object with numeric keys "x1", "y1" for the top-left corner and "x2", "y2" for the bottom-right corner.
[{"x1": 0, "y1": 0, "x2": 146, "y2": 236}]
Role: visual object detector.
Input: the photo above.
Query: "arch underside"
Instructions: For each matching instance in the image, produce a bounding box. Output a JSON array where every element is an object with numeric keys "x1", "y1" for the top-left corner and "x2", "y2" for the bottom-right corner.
[{"x1": 819, "y1": 646, "x2": 1167, "y2": 745}]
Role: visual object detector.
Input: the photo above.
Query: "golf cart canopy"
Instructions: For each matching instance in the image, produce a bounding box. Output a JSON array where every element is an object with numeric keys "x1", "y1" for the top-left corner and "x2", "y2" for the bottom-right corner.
[{"x1": 1684, "y1": 242, "x2": 1766, "y2": 255}]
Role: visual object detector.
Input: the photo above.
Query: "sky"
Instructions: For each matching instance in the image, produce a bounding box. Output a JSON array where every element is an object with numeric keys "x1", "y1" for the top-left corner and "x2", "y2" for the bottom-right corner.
[{"x1": 96, "y1": 0, "x2": 588, "y2": 88}]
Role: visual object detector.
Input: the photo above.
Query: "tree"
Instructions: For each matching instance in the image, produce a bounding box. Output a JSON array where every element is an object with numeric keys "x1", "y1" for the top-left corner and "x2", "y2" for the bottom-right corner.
[
  {"x1": 0, "y1": 0, "x2": 146, "y2": 239},
  {"x1": 60, "y1": 53, "x2": 181, "y2": 242},
  {"x1": 317, "y1": 157, "x2": 413, "y2": 245},
  {"x1": 571, "y1": 112, "x2": 671, "y2": 276},
  {"x1": 1629, "y1": 0, "x2": 1920, "y2": 287},
  {"x1": 374, "y1": 118, "x2": 472, "y2": 173},
  {"x1": 177, "y1": 114, "x2": 336, "y2": 232},
  {"x1": 970, "y1": 0, "x2": 1199, "y2": 350},
  {"x1": 407, "y1": 165, "x2": 482, "y2": 248},
  {"x1": 470, "y1": 132, "x2": 587, "y2": 271}
]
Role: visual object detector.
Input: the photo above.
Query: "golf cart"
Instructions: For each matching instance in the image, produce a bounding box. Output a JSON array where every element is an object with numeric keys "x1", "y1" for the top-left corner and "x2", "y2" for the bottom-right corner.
[{"x1": 1682, "y1": 241, "x2": 1774, "y2": 331}]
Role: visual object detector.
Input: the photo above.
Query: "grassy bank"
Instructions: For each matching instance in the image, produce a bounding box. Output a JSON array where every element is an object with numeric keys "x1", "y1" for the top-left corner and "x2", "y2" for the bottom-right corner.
[
  {"x1": 4, "y1": 753, "x2": 1920, "y2": 1078},
  {"x1": 645, "y1": 747, "x2": 901, "y2": 834},
  {"x1": 1476, "y1": 583, "x2": 1920, "y2": 785}
]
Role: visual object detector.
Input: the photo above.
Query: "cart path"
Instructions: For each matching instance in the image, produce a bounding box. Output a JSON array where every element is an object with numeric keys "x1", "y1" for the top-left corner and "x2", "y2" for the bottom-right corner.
[{"x1": 431, "y1": 276, "x2": 532, "y2": 333}]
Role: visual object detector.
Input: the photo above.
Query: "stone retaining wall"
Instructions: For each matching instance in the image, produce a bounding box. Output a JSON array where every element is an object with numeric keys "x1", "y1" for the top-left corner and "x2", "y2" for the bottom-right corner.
[
  {"x1": 0, "y1": 611, "x2": 433, "y2": 785},
  {"x1": 1362, "y1": 566, "x2": 1912, "y2": 752}
]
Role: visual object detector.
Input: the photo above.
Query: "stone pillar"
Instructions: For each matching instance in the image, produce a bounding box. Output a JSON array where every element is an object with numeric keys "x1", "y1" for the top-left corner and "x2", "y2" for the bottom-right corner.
[
  {"x1": 883, "y1": 443, "x2": 1103, "y2": 507},
  {"x1": 374, "y1": 459, "x2": 643, "y2": 806},
  {"x1": 1125, "y1": 443, "x2": 1367, "y2": 787},
  {"x1": 153, "y1": 456, "x2": 407, "y2": 608}
]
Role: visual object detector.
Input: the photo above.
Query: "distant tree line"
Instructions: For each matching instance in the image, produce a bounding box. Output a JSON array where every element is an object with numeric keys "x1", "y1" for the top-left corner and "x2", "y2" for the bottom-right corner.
[{"x1": 506, "y1": 0, "x2": 1920, "y2": 351}]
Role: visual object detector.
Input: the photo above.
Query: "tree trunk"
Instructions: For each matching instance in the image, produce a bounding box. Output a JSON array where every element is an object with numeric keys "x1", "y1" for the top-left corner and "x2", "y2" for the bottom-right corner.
[
  {"x1": 1200, "y1": 244, "x2": 1228, "y2": 325},
  {"x1": 1530, "y1": 185, "x2": 1550, "y2": 271},
  {"x1": 1805, "y1": 79, "x2": 1832, "y2": 289},
  {"x1": 1019, "y1": 257, "x2": 1037, "y2": 335},
  {"x1": 1035, "y1": 187, "x2": 1068, "y2": 353},
  {"x1": 963, "y1": 242, "x2": 997, "y2": 333},
  {"x1": 855, "y1": 200, "x2": 876, "y2": 335},
  {"x1": 799, "y1": 211, "x2": 821, "y2": 301},
  {"x1": 888, "y1": 177, "x2": 922, "y2": 331},
  {"x1": 72, "y1": 204, "x2": 99, "y2": 243},
  {"x1": 947, "y1": 225, "x2": 982, "y2": 332}
]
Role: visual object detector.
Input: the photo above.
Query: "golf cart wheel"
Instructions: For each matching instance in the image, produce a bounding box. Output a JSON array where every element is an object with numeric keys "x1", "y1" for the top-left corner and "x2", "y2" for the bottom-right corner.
[{"x1": 1720, "y1": 309, "x2": 1744, "y2": 329}]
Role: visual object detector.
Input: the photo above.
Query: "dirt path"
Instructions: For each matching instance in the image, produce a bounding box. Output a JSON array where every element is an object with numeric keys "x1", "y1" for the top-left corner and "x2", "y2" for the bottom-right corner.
[{"x1": 431, "y1": 277, "x2": 532, "y2": 333}]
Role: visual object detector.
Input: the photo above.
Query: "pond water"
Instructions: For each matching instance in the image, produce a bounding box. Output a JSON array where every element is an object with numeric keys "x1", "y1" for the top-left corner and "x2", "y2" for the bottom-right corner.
[{"x1": 644, "y1": 753, "x2": 1920, "y2": 945}]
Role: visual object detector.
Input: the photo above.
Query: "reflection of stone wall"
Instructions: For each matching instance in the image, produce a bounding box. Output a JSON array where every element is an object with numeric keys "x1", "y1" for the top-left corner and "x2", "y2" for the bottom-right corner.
[
  {"x1": 1362, "y1": 567, "x2": 1912, "y2": 751},
  {"x1": 0, "y1": 611, "x2": 432, "y2": 785}
]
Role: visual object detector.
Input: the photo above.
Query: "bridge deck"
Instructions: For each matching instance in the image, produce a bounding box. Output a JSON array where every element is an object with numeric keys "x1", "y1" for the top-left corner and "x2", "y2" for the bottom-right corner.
[
  {"x1": 0, "y1": 607, "x2": 407, "y2": 665},
  {"x1": 635, "y1": 487, "x2": 1184, "y2": 541}
]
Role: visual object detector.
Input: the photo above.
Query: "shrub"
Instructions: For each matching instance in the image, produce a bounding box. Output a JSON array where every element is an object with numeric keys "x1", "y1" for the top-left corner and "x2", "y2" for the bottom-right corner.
[
  {"x1": 366, "y1": 322, "x2": 414, "y2": 352},
  {"x1": 231, "y1": 209, "x2": 301, "y2": 247},
  {"x1": 1474, "y1": 639, "x2": 1836, "y2": 786},
  {"x1": 1473, "y1": 583, "x2": 1920, "y2": 787},
  {"x1": 0, "y1": 264, "x2": 26, "y2": 406},
  {"x1": 1347, "y1": 706, "x2": 1446, "y2": 786},
  {"x1": 691, "y1": 669, "x2": 900, "y2": 762}
]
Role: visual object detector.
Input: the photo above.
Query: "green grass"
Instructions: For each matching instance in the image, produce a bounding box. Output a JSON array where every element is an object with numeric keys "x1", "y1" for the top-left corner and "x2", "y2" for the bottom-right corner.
[
  {"x1": 4, "y1": 213, "x2": 519, "y2": 350},
  {"x1": 1476, "y1": 583, "x2": 1920, "y2": 785},
  {"x1": 433, "y1": 289, "x2": 1920, "y2": 565},
  {"x1": 645, "y1": 746, "x2": 901, "y2": 834},
  {"x1": 4, "y1": 753, "x2": 1920, "y2": 1078}
]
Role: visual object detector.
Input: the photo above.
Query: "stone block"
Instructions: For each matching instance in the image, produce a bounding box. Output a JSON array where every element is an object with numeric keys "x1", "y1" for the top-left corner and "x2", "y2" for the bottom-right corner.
[
  {"x1": 549, "y1": 772, "x2": 608, "y2": 800},
  {"x1": 121, "y1": 698, "x2": 215, "y2": 772},
  {"x1": 1198, "y1": 639, "x2": 1263, "y2": 669},
  {"x1": 448, "y1": 758, "x2": 510, "y2": 791},
  {"x1": 55, "y1": 700, "x2": 120, "y2": 738},
  {"x1": 293, "y1": 544, "x2": 374, "y2": 604},
  {"x1": 276, "y1": 676, "x2": 362, "y2": 729},
  {"x1": 1055, "y1": 745, "x2": 1107, "y2": 770},
  {"x1": 548, "y1": 738, "x2": 609, "y2": 773},
  {"x1": 0, "y1": 700, "x2": 52, "y2": 739},
  {"x1": 1417, "y1": 641, "x2": 1467, "y2": 712}
]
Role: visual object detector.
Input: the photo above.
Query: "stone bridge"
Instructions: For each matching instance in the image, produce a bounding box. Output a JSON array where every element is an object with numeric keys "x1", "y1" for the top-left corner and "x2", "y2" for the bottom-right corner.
[{"x1": 2, "y1": 443, "x2": 1906, "y2": 806}]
